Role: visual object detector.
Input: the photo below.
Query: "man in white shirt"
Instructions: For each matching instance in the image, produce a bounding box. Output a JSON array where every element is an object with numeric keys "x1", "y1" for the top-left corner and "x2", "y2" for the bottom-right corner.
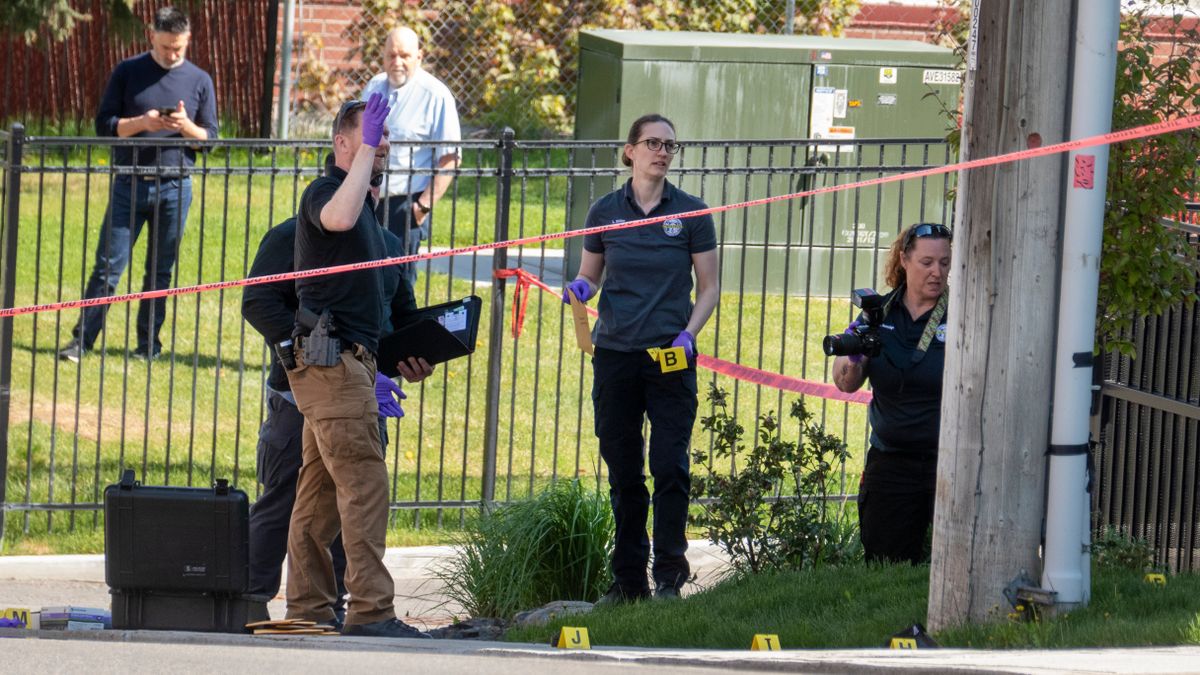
[{"x1": 362, "y1": 26, "x2": 462, "y2": 284}]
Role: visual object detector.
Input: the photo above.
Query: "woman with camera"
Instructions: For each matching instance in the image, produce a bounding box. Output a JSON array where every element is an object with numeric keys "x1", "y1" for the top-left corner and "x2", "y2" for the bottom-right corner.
[
  {"x1": 832, "y1": 222, "x2": 952, "y2": 564},
  {"x1": 562, "y1": 113, "x2": 719, "y2": 602}
]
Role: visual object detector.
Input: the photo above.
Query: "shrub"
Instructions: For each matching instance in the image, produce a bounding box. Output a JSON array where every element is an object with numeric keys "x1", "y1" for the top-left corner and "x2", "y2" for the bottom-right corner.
[
  {"x1": 1099, "y1": 0, "x2": 1200, "y2": 356},
  {"x1": 1091, "y1": 526, "x2": 1154, "y2": 572},
  {"x1": 690, "y1": 384, "x2": 857, "y2": 574},
  {"x1": 433, "y1": 479, "x2": 613, "y2": 619},
  {"x1": 342, "y1": 0, "x2": 863, "y2": 136}
]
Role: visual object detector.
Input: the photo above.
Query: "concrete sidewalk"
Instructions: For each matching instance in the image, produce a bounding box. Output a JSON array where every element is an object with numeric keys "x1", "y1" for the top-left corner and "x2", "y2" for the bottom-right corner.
[{"x1": 5, "y1": 546, "x2": 1200, "y2": 673}]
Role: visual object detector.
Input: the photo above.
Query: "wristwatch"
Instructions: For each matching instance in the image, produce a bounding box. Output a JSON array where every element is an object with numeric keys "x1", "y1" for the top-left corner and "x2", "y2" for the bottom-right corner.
[{"x1": 414, "y1": 198, "x2": 431, "y2": 215}]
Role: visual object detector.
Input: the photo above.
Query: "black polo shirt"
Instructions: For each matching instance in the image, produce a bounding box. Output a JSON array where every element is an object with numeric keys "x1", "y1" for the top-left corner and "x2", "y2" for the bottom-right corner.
[
  {"x1": 583, "y1": 179, "x2": 717, "y2": 351},
  {"x1": 295, "y1": 165, "x2": 388, "y2": 353},
  {"x1": 863, "y1": 288, "x2": 947, "y2": 454}
]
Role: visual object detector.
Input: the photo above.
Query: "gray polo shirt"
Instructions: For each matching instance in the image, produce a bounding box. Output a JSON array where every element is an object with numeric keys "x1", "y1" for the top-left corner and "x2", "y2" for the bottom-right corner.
[{"x1": 583, "y1": 179, "x2": 717, "y2": 351}]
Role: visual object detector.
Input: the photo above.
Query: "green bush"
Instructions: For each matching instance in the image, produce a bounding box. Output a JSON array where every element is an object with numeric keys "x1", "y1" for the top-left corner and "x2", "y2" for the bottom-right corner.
[
  {"x1": 344, "y1": 0, "x2": 862, "y2": 136},
  {"x1": 433, "y1": 479, "x2": 614, "y2": 619},
  {"x1": 690, "y1": 384, "x2": 858, "y2": 574},
  {"x1": 1091, "y1": 526, "x2": 1154, "y2": 573}
]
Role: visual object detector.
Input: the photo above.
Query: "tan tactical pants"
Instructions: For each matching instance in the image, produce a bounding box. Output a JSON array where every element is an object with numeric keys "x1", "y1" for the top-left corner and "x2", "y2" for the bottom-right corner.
[{"x1": 284, "y1": 345, "x2": 394, "y2": 626}]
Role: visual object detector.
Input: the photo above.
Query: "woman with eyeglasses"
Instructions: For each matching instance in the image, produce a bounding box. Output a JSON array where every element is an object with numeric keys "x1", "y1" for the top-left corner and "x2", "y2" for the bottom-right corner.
[
  {"x1": 832, "y1": 222, "x2": 952, "y2": 564},
  {"x1": 562, "y1": 113, "x2": 719, "y2": 603}
]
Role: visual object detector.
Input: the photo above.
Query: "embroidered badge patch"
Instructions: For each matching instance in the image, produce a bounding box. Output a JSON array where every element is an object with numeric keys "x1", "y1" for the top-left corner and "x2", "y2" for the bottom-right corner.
[
  {"x1": 936, "y1": 323, "x2": 947, "y2": 343},
  {"x1": 662, "y1": 218, "x2": 684, "y2": 237}
]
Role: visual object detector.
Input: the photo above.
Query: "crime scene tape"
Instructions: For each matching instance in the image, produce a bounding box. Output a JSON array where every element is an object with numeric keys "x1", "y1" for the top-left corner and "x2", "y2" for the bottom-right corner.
[
  {"x1": 2, "y1": 112, "x2": 1197, "y2": 325},
  {"x1": 501, "y1": 267, "x2": 875, "y2": 405}
]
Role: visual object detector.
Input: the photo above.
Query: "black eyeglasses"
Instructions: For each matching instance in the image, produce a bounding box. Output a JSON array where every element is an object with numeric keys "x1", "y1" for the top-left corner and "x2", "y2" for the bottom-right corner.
[
  {"x1": 902, "y1": 223, "x2": 953, "y2": 249},
  {"x1": 633, "y1": 138, "x2": 682, "y2": 154},
  {"x1": 331, "y1": 99, "x2": 367, "y2": 137}
]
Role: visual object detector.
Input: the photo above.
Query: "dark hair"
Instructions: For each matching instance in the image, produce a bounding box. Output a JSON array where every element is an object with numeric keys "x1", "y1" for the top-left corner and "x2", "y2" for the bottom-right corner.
[
  {"x1": 622, "y1": 113, "x2": 675, "y2": 167},
  {"x1": 153, "y1": 7, "x2": 191, "y2": 34},
  {"x1": 331, "y1": 99, "x2": 367, "y2": 139}
]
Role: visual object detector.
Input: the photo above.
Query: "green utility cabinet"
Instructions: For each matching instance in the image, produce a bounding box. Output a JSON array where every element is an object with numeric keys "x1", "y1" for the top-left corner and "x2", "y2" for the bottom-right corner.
[{"x1": 567, "y1": 30, "x2": 961, "y2": 295}]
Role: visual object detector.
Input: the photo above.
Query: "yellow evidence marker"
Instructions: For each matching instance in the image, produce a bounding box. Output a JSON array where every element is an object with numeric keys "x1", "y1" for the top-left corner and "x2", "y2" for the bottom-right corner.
[
  {"x1": 1144, "y1": 573, "x2": 1166, "y2": 586},
  {"x1": 568, "y1": 289, "x2": 594, "y2": 355},
  {"x1": 555, "y1": 626, "x2": 591, "y2": 649},
  {"x1": 2, "y1": 607, "x2": 33, "y2": 629},
  {"x1": 645, "y1": 346, "x2": 687, "y2": 373},
  {"x1": 750, "y1": 633, "x2": 781, "y2": 650},
  {"x1": 889, "y1": 637, "x2": 919, "y2": 649}
]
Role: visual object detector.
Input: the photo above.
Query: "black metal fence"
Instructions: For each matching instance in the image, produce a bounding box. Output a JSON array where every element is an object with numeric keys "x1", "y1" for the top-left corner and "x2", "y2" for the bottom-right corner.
[
  {"x1": 0, "y1": 126, "x2": 955, "y2": 545},
  {"x1": 1092, "y1": 219, "x2": 1200, "y2": 573}
]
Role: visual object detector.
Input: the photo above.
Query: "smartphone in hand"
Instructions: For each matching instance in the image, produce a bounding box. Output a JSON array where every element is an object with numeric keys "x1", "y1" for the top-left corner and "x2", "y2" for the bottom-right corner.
[{"x1": 158, "y1": 107, "x2": 177, "y2": 116}]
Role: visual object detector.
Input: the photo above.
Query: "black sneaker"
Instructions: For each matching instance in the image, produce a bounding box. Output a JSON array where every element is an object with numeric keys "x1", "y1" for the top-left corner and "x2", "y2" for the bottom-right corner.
[
  {"x1": 58, "y1": 339, "x2": 86, "y2": 363},
  {"x1": 653, "y1": 582, "x2": 682, "y2": 601},
  {"x1": 595, "y1": 584, "x2": 650, "y2": 606},
  {"x1": 342, "y1": 617, "x2": 431, "y2": 639},
  {"x1": 333, "y1": 606, "x2": 346, "y2": 629},
  {"x1": 132, "y1": 344, "x2": 162, "y2": 360}
]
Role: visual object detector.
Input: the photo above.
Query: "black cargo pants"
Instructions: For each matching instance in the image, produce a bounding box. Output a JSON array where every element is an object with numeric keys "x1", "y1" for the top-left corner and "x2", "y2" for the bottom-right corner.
[{"x1": 592, "y1": 346, "x2": 697, "y2": 593}]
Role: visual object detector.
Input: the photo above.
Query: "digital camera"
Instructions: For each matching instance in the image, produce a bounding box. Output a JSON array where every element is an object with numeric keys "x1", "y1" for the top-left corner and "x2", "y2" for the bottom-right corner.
[{"x1": 822, "y1": 288, "x2": 885, "y2": 358}]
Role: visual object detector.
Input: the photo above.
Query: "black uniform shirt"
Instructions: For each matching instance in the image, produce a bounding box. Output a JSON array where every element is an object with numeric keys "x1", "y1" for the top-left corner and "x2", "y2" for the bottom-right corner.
[
  {"x1": 582, "y1": 179, "x2": 716, "y2": 351},
  {"x1": 295, "y1": 165, "x2": 388, "y2": 352},
  {"x1": 243, "y1": 219, "x2": 417, "y2": 392},
  {"x1": 863, "y1": 289, "x2": 947, "y2": 454}
]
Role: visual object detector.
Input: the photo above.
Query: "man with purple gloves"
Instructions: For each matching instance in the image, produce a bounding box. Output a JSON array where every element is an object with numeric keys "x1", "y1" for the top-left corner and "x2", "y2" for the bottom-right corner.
[
  {"x1": 241, "y1": 208, "x2": 428, "y2": 628},
  {"x1": 282, "y1": 94, "x2": 431, "y2": 639},
  {"x1": 562, "y1": 113, "x2": 719, "y2": 604}
]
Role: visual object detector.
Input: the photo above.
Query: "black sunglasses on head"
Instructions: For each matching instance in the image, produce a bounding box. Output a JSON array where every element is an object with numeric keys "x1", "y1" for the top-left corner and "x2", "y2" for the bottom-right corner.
[
  {"x1": 903, "y1": 223, "x2": 953, "y2": 249},
  {"x1": 331, "y1": 99, "x2": 367, "y2": 137}
]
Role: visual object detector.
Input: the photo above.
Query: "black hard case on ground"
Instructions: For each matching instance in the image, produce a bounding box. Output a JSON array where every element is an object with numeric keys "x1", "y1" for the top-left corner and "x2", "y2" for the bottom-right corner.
[
  {"x1": 104, "y1": 470, "x2": 262, "y2": 632},
  {"x1": 104, "y1": 469, "x2": 250, "y2": 593},
  {"x1": 110, "y1": 588, "x2": 269, "y2": 632}
]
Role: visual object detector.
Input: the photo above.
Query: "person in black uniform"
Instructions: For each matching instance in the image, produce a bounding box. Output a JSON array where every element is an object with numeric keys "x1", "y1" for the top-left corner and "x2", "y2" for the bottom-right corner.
[
  {"x1": 282, "y1": 94, "x2": 433, "y2": 638},
  {"x1": 832, "y1": 222, "x2": 952, "y2": 564},
  {"x1": 562, "y1": 113, "x2": 719, "y2": 602},
  {"x1": 240, "y1": 200, "x2": 430, "y2": 625}
]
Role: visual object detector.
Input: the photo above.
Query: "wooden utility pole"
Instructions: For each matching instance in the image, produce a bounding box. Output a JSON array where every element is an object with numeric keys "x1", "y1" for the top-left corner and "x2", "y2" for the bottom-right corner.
[{"x1": 928, "y1": 0, "x2": 1073, "y2": 630}]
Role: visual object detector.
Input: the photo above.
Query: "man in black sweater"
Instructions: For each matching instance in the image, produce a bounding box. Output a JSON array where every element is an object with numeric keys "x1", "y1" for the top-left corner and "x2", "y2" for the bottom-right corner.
[{"x1": 59, "y1": 6, "x2": 218, "y2": 362}]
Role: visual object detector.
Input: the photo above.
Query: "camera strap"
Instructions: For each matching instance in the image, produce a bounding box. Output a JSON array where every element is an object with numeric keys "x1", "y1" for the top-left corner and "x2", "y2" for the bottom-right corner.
[{"x1": 910, "y1": 289, "x2": 948, "y2": 366}]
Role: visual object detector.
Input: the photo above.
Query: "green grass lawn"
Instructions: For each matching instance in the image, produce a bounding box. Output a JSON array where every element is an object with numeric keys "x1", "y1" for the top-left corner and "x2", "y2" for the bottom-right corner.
[
  {"x1": 3, "y1": 143, "x2": 873, "y2": 553},
  {"x1": 504, "y1": 564, "x2": 1200, "y2": 649}
]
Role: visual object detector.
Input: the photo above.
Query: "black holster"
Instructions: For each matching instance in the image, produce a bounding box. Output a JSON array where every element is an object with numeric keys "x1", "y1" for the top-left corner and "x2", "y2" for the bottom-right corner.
[{"x1": 296, "y1": 308, "x2": 342, "y2": 367}]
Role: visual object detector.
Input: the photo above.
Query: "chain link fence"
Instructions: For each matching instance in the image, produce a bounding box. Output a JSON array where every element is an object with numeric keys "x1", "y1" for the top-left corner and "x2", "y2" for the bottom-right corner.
[{"x1": 289, "y1": 0, "x2": 964, "y2": 137}]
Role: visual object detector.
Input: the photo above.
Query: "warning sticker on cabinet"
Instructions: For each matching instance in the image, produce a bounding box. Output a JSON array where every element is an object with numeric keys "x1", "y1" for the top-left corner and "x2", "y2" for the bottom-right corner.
[
  {"x1": 879, "y1": 67, "x2": 898, "y2": 84},
  {"x1": 811, "y1": 86, "x2": 855, "y2": 152}
]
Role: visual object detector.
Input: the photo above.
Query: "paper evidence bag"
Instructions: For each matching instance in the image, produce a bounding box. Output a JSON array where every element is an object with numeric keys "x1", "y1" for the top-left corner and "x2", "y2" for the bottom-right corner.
[{"x1": 377, "y1": 296, "x2": 482, "y2": 377}]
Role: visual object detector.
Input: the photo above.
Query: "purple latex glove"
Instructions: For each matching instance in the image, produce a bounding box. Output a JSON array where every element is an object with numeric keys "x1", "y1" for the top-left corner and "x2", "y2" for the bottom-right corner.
[
  {"x1": 361, "y1": 93, "x2": 390, "y2": 148},
  {"x1": 845, "y1": 320, "x2": 865, "y2": 364},
  {"x1": 562, "y1": 278, "x2": 594, "y2": 305},
  {"x1": 671, "y1": 330, "x2": 696, "y2": 359},
  {"x1": 375, "y1": 371, "x2": 406, "y2": 418}
]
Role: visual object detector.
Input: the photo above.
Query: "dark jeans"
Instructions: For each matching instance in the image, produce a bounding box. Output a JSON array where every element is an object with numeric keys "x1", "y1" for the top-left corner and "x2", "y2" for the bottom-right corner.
[
  {"x1": 375, "y1": 193, "x2": 430, "y2": 286},
  {"x1": 591, "y1": 346, "x2": 698, "y2": 592},
  {"x1": 249, "y1": 390, "x2": 348, "y2": 609},
  {"x1": 857, "y1": 447, "x2": 938, "y2": 565},
  {"x1": 73, "y1": 175, "x2": 192, "y2": 353}
]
